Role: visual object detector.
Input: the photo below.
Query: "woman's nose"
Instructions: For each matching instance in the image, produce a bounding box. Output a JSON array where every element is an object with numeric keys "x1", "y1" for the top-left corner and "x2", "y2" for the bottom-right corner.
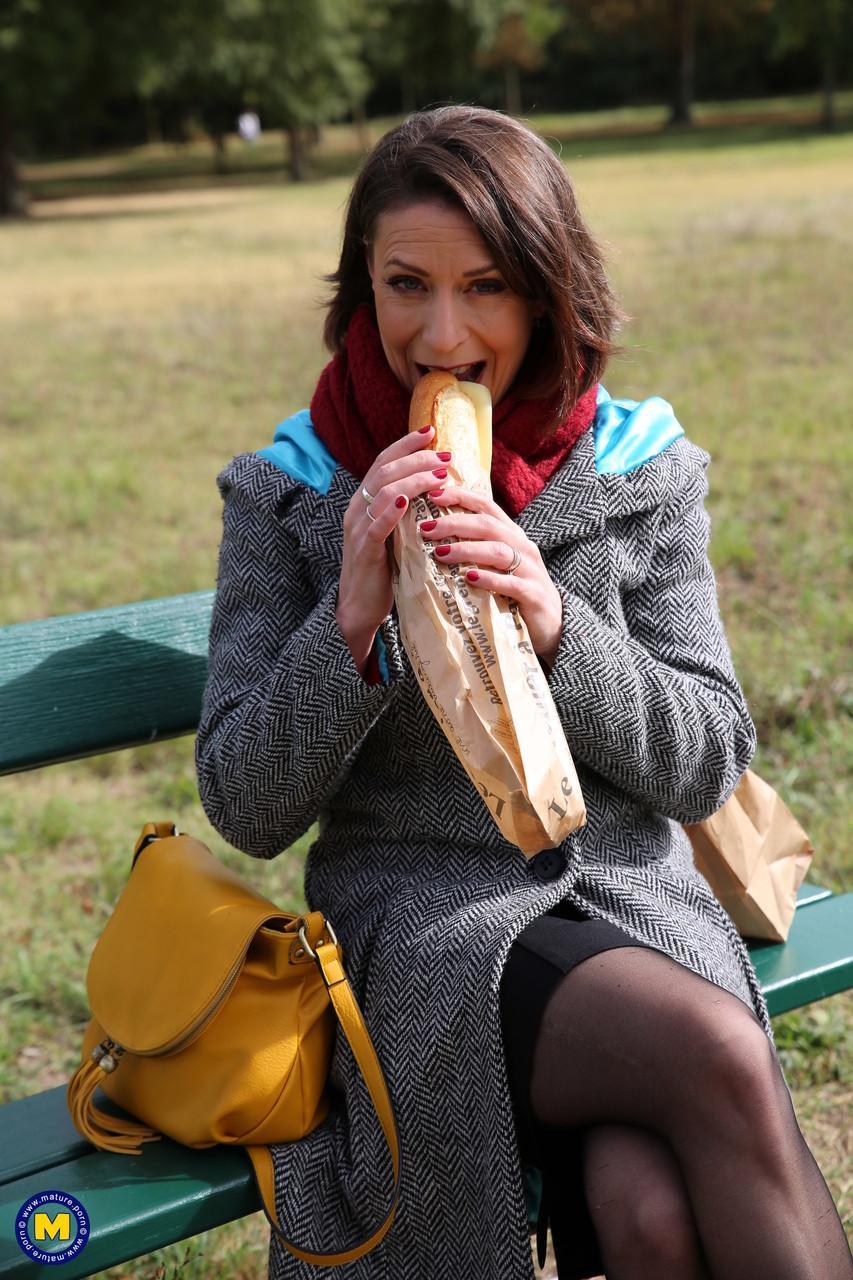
[{"x1": 421, "y1": 292, "x2": 469, "y2": 356}]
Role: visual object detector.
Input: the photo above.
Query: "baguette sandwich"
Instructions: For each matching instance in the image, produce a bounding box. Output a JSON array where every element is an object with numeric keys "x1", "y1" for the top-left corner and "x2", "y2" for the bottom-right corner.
[
  {"x1": 392, "y1": 370, "x2": 585, "y2": 854},
  {"x1": 408, "y1": 371, "x2": 492, "y2": 488}
]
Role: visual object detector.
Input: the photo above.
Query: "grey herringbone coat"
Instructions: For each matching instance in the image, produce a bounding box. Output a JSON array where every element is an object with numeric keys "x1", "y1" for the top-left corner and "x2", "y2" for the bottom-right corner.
[{"x1": 195, "y1": 420, "x2": 772, "y2": 1280}]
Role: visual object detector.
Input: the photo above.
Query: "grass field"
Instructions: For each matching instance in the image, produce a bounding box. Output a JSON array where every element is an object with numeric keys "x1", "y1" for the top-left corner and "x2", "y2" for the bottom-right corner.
[{"x1": 2, "y1": 98, "x2": 851, "y2": 1275}]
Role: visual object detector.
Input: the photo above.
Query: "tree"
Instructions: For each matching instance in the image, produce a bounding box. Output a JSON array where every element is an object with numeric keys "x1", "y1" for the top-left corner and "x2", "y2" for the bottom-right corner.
[
  {"x1": 0, "y1": 0, "x2": 208, "y2": 215},
  {"x1": 476, "y1": 0, "x2": 566, "y2": 116},
  {"x1": 359, "y1": 0, "x2": 486, "y2": 115},
  {"x1": 359, "y1": 0, "x2": 565, "y2": 117},
  {"x1": 0, "y1": 0, "x2": 90, "y2": 215},
  {"x1": 567, "y1": 0, "x2": 770, "y2": 127},
  {"x1": 769, "y1": 0, "x2": 851, "y2": 131},
  {"x1": 205, "y1": 0, "x2": 374, "y2": 180}
]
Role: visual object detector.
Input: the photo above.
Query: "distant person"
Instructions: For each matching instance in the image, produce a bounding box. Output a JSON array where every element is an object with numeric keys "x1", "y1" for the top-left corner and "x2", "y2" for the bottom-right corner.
[
  {"x1": 237, "y1": 110, "x2": 261, "y2": 144},
  {"x1": 196, "y1": 106, "x2": 853, "y2": 1279}
]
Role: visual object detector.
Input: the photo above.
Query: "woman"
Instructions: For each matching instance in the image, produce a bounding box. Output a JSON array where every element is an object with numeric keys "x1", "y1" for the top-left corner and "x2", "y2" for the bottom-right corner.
[{"x1": 195, "y1": 106, "x2": 851, "y2": 1279}]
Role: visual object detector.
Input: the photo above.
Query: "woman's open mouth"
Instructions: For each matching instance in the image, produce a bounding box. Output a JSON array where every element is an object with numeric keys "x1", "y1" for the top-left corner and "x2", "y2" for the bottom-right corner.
[{"x1": 415, "y1": 361, "x2": 486, "y2": 384}]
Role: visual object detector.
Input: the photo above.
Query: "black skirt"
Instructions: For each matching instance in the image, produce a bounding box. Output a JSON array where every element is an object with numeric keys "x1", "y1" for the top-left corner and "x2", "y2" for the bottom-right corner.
[{"x1": 499, "y1": 899, "x2": 656, "y2": 1278}]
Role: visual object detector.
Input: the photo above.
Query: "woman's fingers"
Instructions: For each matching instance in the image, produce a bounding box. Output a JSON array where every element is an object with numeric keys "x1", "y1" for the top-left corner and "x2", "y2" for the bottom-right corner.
[
  {"x1": 361, "y1": 491, "x2": 411, "y2": 542},
  {"x1": 418, "y1": 508, "x2": 534, "y2": 561},
  {"x1": 425, "y1": 484, "x2": 517, "y2": 530},
  {"x1": 428, "y1": 539, "x2": 522, "y2": 575},
  {"x1": 356, "y1": 425, "x2": 455, "y2": 517},
  {"x1": 365, "y1": 423, "x2": 438, "y2": 487},
  {"x1": 413, "y1": 491, "x2": 565, "y2": 657}
]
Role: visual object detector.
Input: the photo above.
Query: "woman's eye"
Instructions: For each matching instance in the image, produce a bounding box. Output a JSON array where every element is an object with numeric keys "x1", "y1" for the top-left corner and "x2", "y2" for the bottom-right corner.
[{"x1": 385, "y1": 276, "x2": 506, "y2": 295}]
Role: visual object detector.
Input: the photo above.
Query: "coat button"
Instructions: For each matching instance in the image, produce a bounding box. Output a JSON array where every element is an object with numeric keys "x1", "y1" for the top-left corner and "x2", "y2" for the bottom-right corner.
[{"x1": 531, "y1": 849, "x2": 567, "y2": 881}]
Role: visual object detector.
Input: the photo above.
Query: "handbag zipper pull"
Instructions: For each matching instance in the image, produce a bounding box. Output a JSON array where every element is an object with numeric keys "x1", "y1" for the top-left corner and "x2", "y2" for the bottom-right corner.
[
  {"x1": 90, "y1": 1037, "x2": 125, "y2": 1073},
  {"x1": 69, "y1": 1037, "x2": 159, "y2": 1154}
]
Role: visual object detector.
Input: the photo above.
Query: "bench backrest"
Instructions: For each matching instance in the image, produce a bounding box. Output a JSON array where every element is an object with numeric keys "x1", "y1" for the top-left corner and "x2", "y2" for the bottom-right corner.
[
  {"x1": 0, "y1": 593, "x2": 214, "y2": 775},
  {"x1": 3, "y1": 593, "x2": 852, "y2": 1023}
]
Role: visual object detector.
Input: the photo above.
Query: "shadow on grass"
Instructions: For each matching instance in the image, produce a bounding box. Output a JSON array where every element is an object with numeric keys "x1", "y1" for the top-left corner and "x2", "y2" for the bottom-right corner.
[
  {"x1": 20, "y1": 110, "x2": 853, "y2": 217},
  {"x1": 542, "y1": 115, "x2": 853, "y2": 159}
]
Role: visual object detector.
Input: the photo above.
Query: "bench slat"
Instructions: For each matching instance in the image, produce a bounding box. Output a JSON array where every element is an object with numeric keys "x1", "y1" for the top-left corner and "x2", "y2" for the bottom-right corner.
[
  {"x1": 0, "y1": 1086, "x2": 90, "y2": 1185},
  {"x1": 794, "y1": 881, "x2": 833, "y2": 907},
  {"x1": 0, "y1": 891, "x2": 849, "y2": 1271},
  {"x1": 0, "y1": 593, "x2": 213, "y2": 775},
  {"x1": 0, "y1": 887, "x2": 835, "y2": 1186},
  {"x1": 0, "y1": 1142, "x2": 258, "y2": 1277},
  {"x1": 746, "y1": 893, "x2": 853, "y2": 1016}
]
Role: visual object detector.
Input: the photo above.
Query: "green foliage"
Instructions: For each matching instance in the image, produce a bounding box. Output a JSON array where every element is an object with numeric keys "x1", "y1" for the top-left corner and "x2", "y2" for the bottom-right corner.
[
  {"x1": 769, "y1": 0, "x2": 852, "y2": 59},
  {"x1": 477, "y1": 0, "x2": 566, "y2": 74},
  {"x1": 775, "y1": 1000, "x2": 851, "y2": 1088}
]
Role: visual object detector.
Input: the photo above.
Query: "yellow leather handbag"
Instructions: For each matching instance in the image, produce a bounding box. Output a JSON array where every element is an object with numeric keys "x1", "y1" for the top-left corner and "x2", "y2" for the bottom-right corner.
[{"x1": 67, "y1": 822, "x2": 401, "y2": 1267}]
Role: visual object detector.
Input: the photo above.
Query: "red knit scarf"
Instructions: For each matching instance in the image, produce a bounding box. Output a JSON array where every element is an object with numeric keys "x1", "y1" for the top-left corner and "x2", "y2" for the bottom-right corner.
[{"x1": 309, "y1": 304, "x2": 598, "y2": 518}]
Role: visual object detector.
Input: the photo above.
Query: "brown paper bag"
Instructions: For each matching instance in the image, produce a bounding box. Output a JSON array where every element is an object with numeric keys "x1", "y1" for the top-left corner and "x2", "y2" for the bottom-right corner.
[
  {"x1": 391, "y1": 489, "x2": 585, "y2": 857},
  {"x1": 684, "y1": 770, "x2": 814, "y2": 941}
]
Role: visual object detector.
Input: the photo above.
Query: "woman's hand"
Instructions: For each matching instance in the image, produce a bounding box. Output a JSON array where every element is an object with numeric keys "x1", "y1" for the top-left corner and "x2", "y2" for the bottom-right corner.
[
  {"x1": 336, "y1": 424, "x2": 452, "y2": 665},
  {"x1": 418, "y1": 485, "x2": 564, "y2": 669}
]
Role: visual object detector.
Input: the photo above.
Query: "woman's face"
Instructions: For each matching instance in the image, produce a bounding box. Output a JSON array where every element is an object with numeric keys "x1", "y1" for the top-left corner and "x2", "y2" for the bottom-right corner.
[{"x1": 367, "y1": 201, "x2": 543, "y2": 405}]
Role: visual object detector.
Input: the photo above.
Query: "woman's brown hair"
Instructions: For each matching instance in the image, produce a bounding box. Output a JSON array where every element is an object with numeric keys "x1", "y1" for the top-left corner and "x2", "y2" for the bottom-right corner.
[{"x1": 322, "y1": 104, "x2": 626, "y2": 421}]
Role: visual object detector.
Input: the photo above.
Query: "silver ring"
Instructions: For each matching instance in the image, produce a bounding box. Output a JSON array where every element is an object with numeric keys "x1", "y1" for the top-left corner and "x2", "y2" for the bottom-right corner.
[
  {"x1": 361, "y1": 484, "x2": 375, "y2": 505},
  {"x1": 506, "y1": 546, "x2": 522, "y2": 575},
  {"x1": 365, "y1": 503, "x2": 378, "y2": 523}
]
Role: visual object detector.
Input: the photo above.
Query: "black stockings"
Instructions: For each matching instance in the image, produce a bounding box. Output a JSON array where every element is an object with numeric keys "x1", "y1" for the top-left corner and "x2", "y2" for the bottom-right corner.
[{"x1": 526, "y1": 947, "x2": 852, "y2": 1279}]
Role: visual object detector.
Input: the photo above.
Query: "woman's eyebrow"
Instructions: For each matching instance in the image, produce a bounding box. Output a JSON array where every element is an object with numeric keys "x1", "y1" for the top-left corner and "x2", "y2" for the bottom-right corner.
[{"x1": 385, "y1": 257, "x2": 498, "y2": 277}]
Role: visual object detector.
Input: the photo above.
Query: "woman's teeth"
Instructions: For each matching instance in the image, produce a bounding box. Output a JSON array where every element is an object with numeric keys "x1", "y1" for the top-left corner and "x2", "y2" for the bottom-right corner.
[{"x1": 417, "y1": 362, "x2": 486, "y2": 382}]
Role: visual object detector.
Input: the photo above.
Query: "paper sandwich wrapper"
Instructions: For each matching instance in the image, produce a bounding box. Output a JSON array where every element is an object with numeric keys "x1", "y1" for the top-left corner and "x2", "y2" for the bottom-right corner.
[{"x1": 390, "y1": 379, "x2": 585, "y2": 856}]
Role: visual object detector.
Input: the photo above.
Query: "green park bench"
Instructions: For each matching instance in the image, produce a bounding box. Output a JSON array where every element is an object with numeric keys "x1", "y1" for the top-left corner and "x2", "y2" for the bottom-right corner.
[{"x1": 1, "y1": 592, "x2": 851, "y2": 1277}]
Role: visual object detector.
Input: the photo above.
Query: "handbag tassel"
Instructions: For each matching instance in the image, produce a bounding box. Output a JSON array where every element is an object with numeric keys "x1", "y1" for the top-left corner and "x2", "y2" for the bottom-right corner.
[{"x1": 67, "y1": 1045, "x2": 161, "y2": 1156}]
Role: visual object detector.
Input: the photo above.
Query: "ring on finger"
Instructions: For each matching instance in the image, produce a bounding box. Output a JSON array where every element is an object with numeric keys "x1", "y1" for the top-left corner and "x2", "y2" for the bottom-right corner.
[
  {"x1": 506, "y1": 546, "x2": 522, "y2": 575},
  {"x1": 365, "y1": 503, "x2": 378, "y2": 523},
  {"x1": 361, "y1": 484, "x2": 375, "y2": 505}
]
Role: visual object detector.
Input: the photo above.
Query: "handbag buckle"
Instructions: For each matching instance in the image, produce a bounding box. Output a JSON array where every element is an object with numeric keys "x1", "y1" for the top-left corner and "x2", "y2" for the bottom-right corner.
[{"x1": 297, "y1": 919, "x2": 338, "y2": 961}]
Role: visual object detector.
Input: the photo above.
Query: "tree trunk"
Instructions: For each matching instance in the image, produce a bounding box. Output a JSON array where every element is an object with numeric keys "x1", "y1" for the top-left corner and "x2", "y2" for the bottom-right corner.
[
  {"x1": 352, "y1": 100, "x2": 370, "y2": 151},
  {"x1": 145, "y1": 100, "x2": 162, "y2": 146},
  {"x1": 286, "y1": 125, "x2": 305, "y2": 181},
  {"x1": 668, "y1": 0, "x2": 696, "y2": 127},
  {"x1": 400, "y1": 75, "x2": 416, "y2": 116},
  {"x1": 818, "y1": 15, "x2": 837, "y2": 132},
  {"x1": 211, "y1": 131, "x2": 228, "y2": 174},
  {"x1": 504, "y1": 62, "x2": 521, "y2": 117},
  {"x1": 0, "y1": 107, "x2": 28, "y2": 218}
]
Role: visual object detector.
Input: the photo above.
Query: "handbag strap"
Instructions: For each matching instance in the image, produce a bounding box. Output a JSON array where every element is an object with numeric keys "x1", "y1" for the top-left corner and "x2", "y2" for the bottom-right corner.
[{"x1": 247, "y1": 929, "x2": 402, "y2": 1265}]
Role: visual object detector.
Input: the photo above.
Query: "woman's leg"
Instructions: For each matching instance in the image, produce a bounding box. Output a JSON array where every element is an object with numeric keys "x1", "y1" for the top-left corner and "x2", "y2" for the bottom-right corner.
[
  {"x1": 529, "y1": 946, "x2": 852, "y2": 1280},
  {"x1": 535, "y1": 1114, "x2": 711, "y2": 1279},
  {"x1": 581, "y1": 1124, "x2": 711, "y2": 1279}
]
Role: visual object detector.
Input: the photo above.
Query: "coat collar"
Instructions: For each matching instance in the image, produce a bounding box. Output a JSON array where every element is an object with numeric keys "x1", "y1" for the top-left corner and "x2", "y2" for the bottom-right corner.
[
  {"x1": 246, "y1": 402, "x2": 702, "y2": 557},
  {"x1": 515, "y1": 427, "x2": 605, "y2": 547},
  {"x1": 302, "y1": 427, "x2": 608, "y2": 553}
]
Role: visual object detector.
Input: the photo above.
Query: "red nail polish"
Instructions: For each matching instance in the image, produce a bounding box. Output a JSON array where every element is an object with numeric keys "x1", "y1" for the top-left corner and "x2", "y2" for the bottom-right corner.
[
  {"x1": 466, "y1": 570, "x2": 480, "y2": 582},
  {"x1": 395, "y1": 496, "x2": 407, "y2": 508},
  {"x1": 419, "y1": 520, "x2": 437, "y2": 532},
  {"x1": 436, "y1": 451, "x2": 452, "y2": 462},
  {"x1": 428, "y1": 488, "x2": 445, "y2": 498},
  {"x1": 434, "y1": 545, "x2": 451, "y2": 556},
  {"x1": 432, "y1": 468, "x2": 448, "y2": 479},
  {"x1": 418, "y1": 424, "x2": 433, "y2": 434}
]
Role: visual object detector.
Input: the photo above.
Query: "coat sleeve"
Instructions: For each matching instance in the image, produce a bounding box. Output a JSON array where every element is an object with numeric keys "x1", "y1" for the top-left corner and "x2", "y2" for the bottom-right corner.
[
  {"x1": 194, "y1": 475, "x2": 406, "y2": 859},
  {"x1": 544, "y1": 457, "x2": 756, "y2": 824}
]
